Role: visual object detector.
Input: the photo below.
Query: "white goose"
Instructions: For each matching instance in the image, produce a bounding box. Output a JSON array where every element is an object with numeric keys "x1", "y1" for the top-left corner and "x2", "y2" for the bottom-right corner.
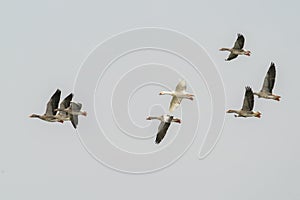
[
  {"x1": 254, "y1": 62, "x2": 281, "y2": 101},
  {"x1": 220, "y1": 33, "x2": 251, "y2": 61},
  {"x1": 159, "y1": 80, "x2": 194, "y2": 112},
  {"x1": 227, "y1": 86, "x2": 261, "y2": 118},
  {"x1": 146, "y1": 114, "x2": 181, "y2": 144},
  {"x1": 29, "y1": 89, "x2": 64, "y2": 123}
]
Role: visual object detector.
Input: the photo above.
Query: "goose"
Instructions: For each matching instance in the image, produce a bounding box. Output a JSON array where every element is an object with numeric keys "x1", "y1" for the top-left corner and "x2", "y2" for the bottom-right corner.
[
  {"x1": 254, "y1": 62, "x2": 281, "y2": 101},
  {"x1": 219, "y1": 33, "x2": 251, "y2": 61},
  {"x1": 29, "y1": 89, "x2": 64, "y2": 123},
  {"x1": 159, "y1": 80, "x2": 194, "y2": 112},
  {"x1": 146, "y1": 115, "x2": 181, "y2": 144},
  {"x1": 227, "y1": 86, "x2": 261, "y2": 118},
  {"x1": 57, "y1": 93, "x2": 73, "y2": 120},
  {"x1": 56, "y1": 102, "x2": 87, "y2": 129}
]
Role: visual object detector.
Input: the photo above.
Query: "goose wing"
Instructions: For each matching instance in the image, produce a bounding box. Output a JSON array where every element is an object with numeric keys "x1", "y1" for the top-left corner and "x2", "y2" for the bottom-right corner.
[
  {"x1": 70, "y1": 102, "x2": 82, "y2": 112},
  {"x1": 175, "y1": 80, "x2": 186, "y2": 92},
  {"x1": 45, "y1": 89, "x2": 61, "y2": 116},
  {"x1": 69, "y1": 102, "x2": 82, "y2": 129},
  {"x1": 70, "y1": 114, "x2": 78, "y2": 129},
  {"x1": 261, "y1": 62, "x2": 276, "y2": 93},
  {"x1": 241, "y1": 86, "x2": 254, "y2": 111},
  {"x1": 155, "y1": 116, "x2": 173, "y2": 144},
  {"x1": 226, "y1": 53, "x2": 238, "y2": 61},
  {"x1": 58, "y1": 93, "x2": 73, "y2": 117},
  {"x1": 169, "y1": 96, "x2": 182, "y2": 112},
  {"x1": 233, "y1": 33, "x2": 245, "y2": 50}
]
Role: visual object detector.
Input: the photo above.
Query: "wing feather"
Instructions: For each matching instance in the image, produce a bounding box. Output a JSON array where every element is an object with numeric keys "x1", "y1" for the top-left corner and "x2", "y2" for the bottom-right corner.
[
  {"x1": 241, "y1": 86, "x2": 254, "y2": 111},
  {"x1": 169, "y1": 96, "x2": 182, "y2": 112},
  {"x1": 233, "y1": 33, "x2": 245, "y2": 50},
  {"x1": 45, "y1": 89, "x2": 61, "y2": 116},
  {"x1": 155, "y1": 116, "x2": 173, "y2": 144},
  {"x1": 175, "y1": 80, "x2": 186, "y2": 92},
  {"x1": 226, "y1": 53, "x2": 238, "y2": 61}
]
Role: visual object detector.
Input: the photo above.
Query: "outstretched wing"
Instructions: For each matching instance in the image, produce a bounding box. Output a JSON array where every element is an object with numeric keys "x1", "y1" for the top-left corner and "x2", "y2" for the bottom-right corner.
[
  {"x1": 241, "y1": 86, "x2": 254, "y2": 111},
  {"x1": 261, "y1": 62, "x2": 276, "y2": 93},
  {"x1": 226, "y1": 53, "x2": 238, "y2": 61},
  {"x1": 58, "y1": 93, "x2": 73, "y2": 117},
  {"x1": 169, "y1": 96, "x2": 182, "y2": 112},
  {"x1": 155, "y1": 116, "x2": 173, "y2": 144},
  {"x1": 175, "y1": 80, "x2": 186, "y2": 92},
  {"x1": 70, "y1": 114, "x2": 78, "y2": 129},
  {"x1": 233, "y1": 33, "x2": 245, "y2": 50},
  {"x1": 45, "y1": 89, "x2": 61, "y2": 116}
]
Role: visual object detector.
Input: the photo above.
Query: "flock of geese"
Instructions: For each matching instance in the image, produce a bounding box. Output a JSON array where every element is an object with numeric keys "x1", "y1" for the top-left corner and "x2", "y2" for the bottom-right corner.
[
  {"x1": 220, "y1": 34, "x2": 281, "y2": 118},
  {"x1": 29, "y1": 89, "x2": 87, "y2": 129},
  {"x1": 29, "y1": 33, "x2": 281, "y2": 144},
  {"x1": 147, "y1": 33, "x2": 281, "y2": 144}
]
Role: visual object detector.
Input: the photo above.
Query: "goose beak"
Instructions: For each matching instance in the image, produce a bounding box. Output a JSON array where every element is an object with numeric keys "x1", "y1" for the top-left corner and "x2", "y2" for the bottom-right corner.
[
  {"x1": 146, "y1": 117, "x2": 151, "y2": 120},
  {"x1": 159, "y1": 92, "x2": 163, "y2": 95}
]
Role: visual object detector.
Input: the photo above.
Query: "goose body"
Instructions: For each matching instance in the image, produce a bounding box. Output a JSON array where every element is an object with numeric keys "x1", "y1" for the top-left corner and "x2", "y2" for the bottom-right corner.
[
  {"x1": 159, "y1": 80, "x2": 194, "y2": 112},
  {"x1": 254, "y1": 62, "x2": 281, "y2": 101},
  {"x1": 146, "y1": 115, "x2": 181, "y2": 144},
  {"x1": 29, "y1": 89, "x2": 64, "y2": 123},
  {"x1": 227, "y1": 86, "x2": 261, "y2": 118},
  {"x1": 220, "y1": 33, "x2": 251, "y2": 61}
]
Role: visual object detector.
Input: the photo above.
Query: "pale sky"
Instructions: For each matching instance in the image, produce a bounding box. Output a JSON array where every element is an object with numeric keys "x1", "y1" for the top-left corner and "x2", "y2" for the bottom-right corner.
[{"x1": 0, "y1": 0, "x2": 299, "y2": 199}]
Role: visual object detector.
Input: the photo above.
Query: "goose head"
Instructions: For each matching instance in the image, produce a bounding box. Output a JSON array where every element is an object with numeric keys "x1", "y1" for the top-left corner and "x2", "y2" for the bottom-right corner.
[
  {"x1": 159, "y1": 91, "x2": 173, "y2": 96},
  {"x1": 226, "y1": 109, "x2": 238, "y2": 114},
  {"x1": 29, "y1": 114, "x2": 39, "y2": 118}
]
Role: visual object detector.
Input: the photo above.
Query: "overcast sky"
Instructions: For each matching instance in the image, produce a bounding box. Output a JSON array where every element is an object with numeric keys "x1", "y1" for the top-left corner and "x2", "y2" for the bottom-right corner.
[{"x1": 1, "y1": 0, "x2": 299, "y2": 199}]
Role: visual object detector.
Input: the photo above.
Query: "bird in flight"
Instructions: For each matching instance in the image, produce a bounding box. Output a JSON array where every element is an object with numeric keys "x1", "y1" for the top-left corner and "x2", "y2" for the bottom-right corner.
[
  {"x1": 254, "y1": 62, "x2": 281, "y2": 101},
  {"x1": 220, "y1": 33, "x2": 251, "y2": 61},
  {"x1": 227, "y1": 86, "x2": 261, "y2": 118},
  {"x1": 159, "y1": 80, "x2": 194, "y2": 112},
  {"x1": 29, "y1": 89, "x2": 64, "y2": 123},
  {"x1": 146, "y1": 114, "x2": 181, "y2": 144}
]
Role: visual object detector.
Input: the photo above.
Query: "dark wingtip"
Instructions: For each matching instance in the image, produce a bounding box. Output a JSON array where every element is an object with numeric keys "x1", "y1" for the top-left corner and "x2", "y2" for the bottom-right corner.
[
  {"x1": 270, "y1": 62, "x2": 275, "y2": 67},
  {"x1": 155, "y1": 138, "x2": 161, "y2": 144},
  {"x1": 245, "y1": 86, "x2": 252, "y2": 91}
]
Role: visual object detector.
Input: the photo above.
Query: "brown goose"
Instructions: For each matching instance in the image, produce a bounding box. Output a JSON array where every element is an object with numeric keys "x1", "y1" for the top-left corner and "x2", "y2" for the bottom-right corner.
[
  {"x1": 227, "y1": 86, "x2": 261, "y2": 118},
  {"x1": 56, "y1": 102, "x2": 87, "y2": 129},
  {"x1": 254, "y1": 62, "x2": 281, "y2": 101},
  {"x1": 159, "y1": 80, "x2": 194, "y2": 112},
  {"x1": 29, "y1": 89, "x2": 64, "y2": 123},
  {"x1": 220, "y1": 33, "x2": 251, "y2": 61},
  {"x1": 146, "y1": 115, "x2": 181, "y2": 144}
]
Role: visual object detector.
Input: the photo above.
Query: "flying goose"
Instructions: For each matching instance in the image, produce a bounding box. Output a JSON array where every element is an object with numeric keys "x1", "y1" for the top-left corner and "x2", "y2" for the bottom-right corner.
[
  {"x1": 220, "y1": 33, "x2": 251, "y2": 61},
  {"x1": 227, "y1": 86, "x2": 261, "y2": 118},
  {"x1": 254, "y1": 62, "x2": 281, "y2": 101},
  {"x1": 29, "y1": 89, "x2": 64, "y2": 123},
  {"x1": 159, "y1": 80, "x2": 194, "y2": 112},
  {"x1": 56, "y1": 102, "x2": 87, "y2": 129},
  {"x1": 146, "y1": 115, "x2": 181, "y2": 144}
]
